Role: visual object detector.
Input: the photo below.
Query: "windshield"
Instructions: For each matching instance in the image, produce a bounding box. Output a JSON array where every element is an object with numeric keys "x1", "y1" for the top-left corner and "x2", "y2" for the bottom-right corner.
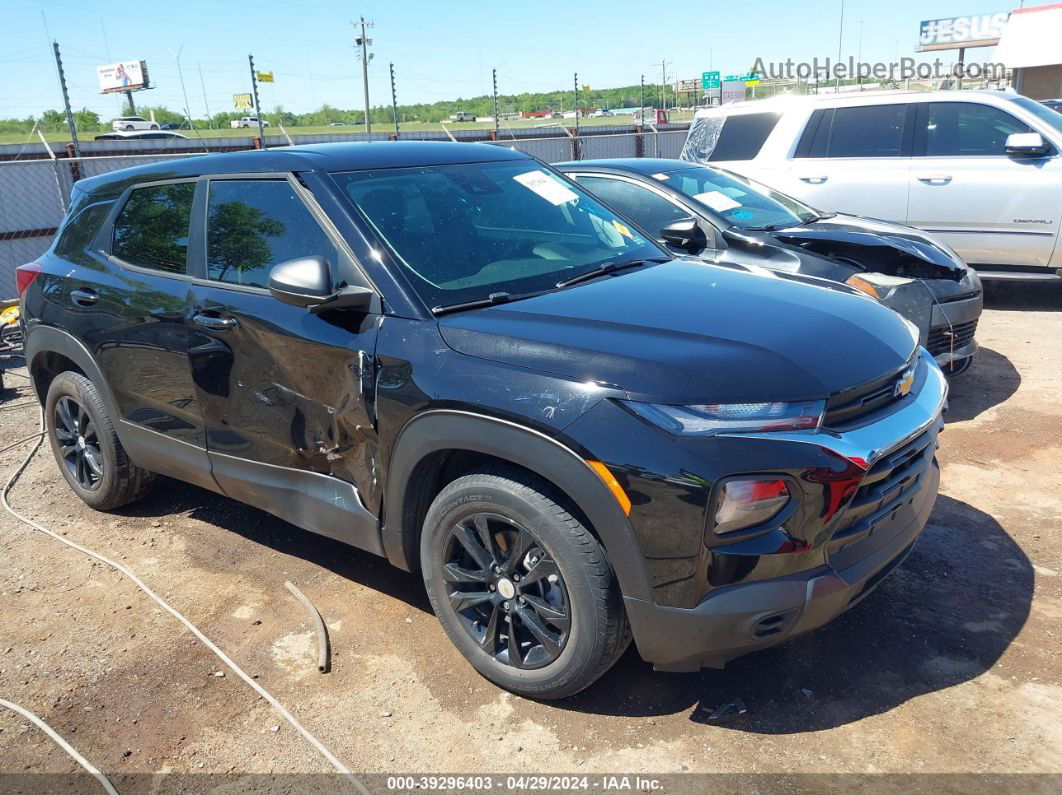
[
  {"x1": 656, "y1": 165, "x2": 821, "y2": 230},
  {"x1": 1009, "y1": 96, "x2": 1062, "y2": 137},
  {"x1": 332, "y1": 160, "x2": 664, "y2": 309}
]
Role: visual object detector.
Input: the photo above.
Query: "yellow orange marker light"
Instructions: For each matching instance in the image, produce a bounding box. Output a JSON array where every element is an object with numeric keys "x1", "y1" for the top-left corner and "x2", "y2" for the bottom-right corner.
[{"x1": 586, "y1": 460, "x2": 632, "y2": 516}]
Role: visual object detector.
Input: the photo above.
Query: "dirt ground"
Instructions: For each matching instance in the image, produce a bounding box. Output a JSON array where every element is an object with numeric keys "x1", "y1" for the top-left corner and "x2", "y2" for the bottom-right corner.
[{"x1": 1, "y1": 282, "x2": 1060, "y2": 789}]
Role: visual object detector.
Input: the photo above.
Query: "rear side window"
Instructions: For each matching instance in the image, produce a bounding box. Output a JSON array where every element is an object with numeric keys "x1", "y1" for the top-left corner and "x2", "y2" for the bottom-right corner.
[
  {"x1": 112, "y1": 183, "x2": 195, "y2": 274},
  {"x1": 922, "y1": 102, "x2": 1032, "y2": 156},
  {"x1": 206, "y1": 180, "x2": 339, "y2": 289},
  {"x1": 795, "y1": 104, "x2": 908, "y2": 158},
  {"x1": 54, "y1": 200, "x2": 115, "y2": 260},
  {"x1": 708, "y1": 112, "x2": 780, "y2": 161}
]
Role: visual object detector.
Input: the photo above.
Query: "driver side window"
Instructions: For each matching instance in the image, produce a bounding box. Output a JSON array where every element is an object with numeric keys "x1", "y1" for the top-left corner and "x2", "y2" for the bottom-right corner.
[
  {"x1": 574, "y1": 176, "x2": 690, "y2": 239},
  {"x1": 206, "y1": 179, "x2": 339, "y2": 289},
  {"x1": 923, "y1": 102, "x2": 1032, "y2": 157}
]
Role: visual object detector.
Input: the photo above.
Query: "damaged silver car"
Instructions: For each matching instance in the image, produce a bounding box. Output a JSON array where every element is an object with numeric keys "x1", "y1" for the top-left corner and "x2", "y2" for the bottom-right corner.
[{"x1": 557, "y1": 158, "x2": 982, "y2": 375}]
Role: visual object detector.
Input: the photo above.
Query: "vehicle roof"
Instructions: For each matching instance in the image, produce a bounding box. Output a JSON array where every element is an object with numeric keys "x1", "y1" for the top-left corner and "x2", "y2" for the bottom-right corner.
[
  {"x1": 76, "y1": 141, "x2": 531, "y2": 196},
  {"x1": 554, "y1": 158, "x2": 698, "y2": 174},
  {"x1": 693, "y1": 89, "x2": 1020, "y2": 116}
]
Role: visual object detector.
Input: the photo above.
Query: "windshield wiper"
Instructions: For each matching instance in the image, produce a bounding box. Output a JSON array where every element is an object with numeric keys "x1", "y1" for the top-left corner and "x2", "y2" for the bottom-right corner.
[
  {"x1": 799, "y1": 211, "x2": 837, "y2": 226},
  {"x1": 432, "y1": 291, "x2": 515, "y2": 316},
  {"x1": 555, "y1": 258, "x2": 667, "y2": 289}
]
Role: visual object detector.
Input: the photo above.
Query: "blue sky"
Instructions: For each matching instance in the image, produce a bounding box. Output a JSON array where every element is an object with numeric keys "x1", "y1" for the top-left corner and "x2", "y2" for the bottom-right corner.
[{"x1": 3, "y1": 0, "x2": 1046, "y2": 119}]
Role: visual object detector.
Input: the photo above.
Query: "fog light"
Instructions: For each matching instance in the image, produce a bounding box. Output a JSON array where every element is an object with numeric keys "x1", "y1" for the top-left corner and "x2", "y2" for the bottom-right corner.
[{"x1": 713, "y1": 478, "x2": 790, "y2": 535}]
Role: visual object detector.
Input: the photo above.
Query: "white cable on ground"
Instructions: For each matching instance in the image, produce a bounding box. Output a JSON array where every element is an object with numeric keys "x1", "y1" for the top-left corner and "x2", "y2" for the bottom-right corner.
[
  {"x1": 1, "y1": 406, "x2": 367, "y2": 794},
  {"x1": 0, "y1": 698, "x2": 118, "y2": 795}
]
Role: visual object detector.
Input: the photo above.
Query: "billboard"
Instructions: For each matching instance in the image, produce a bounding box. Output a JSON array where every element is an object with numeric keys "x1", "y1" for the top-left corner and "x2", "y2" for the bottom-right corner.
[
  {"x1": 918, "y1": 12, "x2": 1009, "y2": 51},
  {"x1": 97, "y1": 60, "x2": 149, "y2": 93},
  {"x1": 234, "y1": 93, "x2": 253, "y2": 110},
  {"x1": 721, "y1": 80, "x2": 746, "y2": 105}
]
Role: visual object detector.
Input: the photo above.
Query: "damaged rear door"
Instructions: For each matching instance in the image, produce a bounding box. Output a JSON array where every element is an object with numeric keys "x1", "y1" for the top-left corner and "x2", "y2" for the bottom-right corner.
[{"x1": 186, "y1": 173, "x2": 383, "y2": 554}]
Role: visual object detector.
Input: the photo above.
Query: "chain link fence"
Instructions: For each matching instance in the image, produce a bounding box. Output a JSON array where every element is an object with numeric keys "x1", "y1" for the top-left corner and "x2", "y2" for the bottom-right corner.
[{"x1": 0, "y1": 125, "x2": 691, "y2": 296}]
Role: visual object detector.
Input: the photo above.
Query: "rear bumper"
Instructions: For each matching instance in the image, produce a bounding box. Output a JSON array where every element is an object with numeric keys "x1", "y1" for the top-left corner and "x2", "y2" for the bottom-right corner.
[{"x1": 625, "y1": 457, "x2": 939, "y2": 671}]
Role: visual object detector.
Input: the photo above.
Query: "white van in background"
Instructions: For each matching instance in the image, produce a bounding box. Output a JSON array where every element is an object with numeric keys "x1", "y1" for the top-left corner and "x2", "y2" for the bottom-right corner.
[{"x1": 681, "y1": 91, "x2": 1062, "y2": 281}]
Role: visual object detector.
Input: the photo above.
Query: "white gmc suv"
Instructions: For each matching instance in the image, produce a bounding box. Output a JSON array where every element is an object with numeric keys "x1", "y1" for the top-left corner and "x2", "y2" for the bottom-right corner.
[{"x1": 681, "y1": 91, "x2": 1062, "y2": 281}]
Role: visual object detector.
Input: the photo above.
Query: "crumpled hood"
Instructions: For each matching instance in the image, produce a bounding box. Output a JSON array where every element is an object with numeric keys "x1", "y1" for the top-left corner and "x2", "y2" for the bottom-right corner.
[
  {"x1": 770, "y1": 214, "x2": 966, "y2": 277},
  {"x1": 438, "y1": 260, "x2": 918, "y2": 404}
]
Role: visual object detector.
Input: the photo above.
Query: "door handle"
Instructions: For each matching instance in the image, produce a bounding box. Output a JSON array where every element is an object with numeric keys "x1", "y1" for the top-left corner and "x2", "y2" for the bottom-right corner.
[
  {"x1": 798, "y1": 176, "x2": 828, "y2": 184},
  {"x1": 192, "y1": 313, "x2": 238, "y2": 331},
  {"x1": 917, "y1": 174, "x2": 952, "y2": 185},
  {"x1": 70, "y1": 288, "x2": 98, "y2": 306}
]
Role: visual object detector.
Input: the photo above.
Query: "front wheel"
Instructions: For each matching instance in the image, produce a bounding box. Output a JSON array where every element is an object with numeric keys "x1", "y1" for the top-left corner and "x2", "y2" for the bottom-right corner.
[{"x1": 421, "y1": 467, "x2": 629, "y2": 699}]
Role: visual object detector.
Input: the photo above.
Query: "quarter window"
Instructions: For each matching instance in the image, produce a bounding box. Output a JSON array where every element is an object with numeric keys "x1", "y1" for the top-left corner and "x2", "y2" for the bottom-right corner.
[
  {"x1": 923, "y1": 102, "x2": 1032, "y2": 156},
  {"x1": 206, "y1": 180, "x2": 339, "y2": 289},
  {"x1": 575, "y1": 176, "x2": 690, "y2": 237},
  {"x1": 112, "y1": 183, "x2": 195, "y2": 274},
  {"x1": 709, "y1": 112, "x2": 780, "y2": 161},
  {"x1": 824, "y1": 104, "x2": 907, "y2": 158}
]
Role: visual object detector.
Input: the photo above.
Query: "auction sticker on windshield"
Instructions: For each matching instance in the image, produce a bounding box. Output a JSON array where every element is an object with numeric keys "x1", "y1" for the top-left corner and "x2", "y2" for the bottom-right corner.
[
  {"x1": 694, "y1": 190, "x2": 742, "y2": 212},
  {"x1": 514, "y1": 170, "x2": 580, "y2": 206}
]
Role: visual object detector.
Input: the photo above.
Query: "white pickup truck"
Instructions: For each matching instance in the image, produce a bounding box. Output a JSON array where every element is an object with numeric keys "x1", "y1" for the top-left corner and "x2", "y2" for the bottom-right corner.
[{"x1": 231, "y1": 117, "x2": 270, "y2": 129}]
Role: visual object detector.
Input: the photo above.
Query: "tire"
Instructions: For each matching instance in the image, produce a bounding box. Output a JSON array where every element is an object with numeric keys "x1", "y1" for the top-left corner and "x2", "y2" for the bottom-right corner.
[
  {"x1": 123, "y1": 125, "x2": 134, "y2": 131},
  {"x1": 45, "y1": 372, "x2": 154, "y2": 511},
  {"x1": 421, "y1": 466, "x2": 629, "y2": 699},
  {"x1": 150, "y1": 124, "x2": 159, "y2": 130}
]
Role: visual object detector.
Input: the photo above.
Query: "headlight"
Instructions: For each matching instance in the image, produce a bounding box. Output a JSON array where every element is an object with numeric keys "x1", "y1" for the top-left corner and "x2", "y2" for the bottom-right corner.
[{"x1": 621, "y1": 399, "x2": 825, "y2": 436}]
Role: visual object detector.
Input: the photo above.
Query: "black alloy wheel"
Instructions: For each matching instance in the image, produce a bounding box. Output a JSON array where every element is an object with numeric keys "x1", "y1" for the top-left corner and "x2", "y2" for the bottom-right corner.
[
  {"x1": 442, "y1": 512, "x2": 571, "y2": 669},
  {"x1": 53, "y1": 395, "x2": 103, "y2": 491}
]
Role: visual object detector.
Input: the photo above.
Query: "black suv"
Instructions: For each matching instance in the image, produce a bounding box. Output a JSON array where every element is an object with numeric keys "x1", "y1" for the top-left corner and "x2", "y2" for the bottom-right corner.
[{"x1": 19, "y1": 142, "x2": 947, "y2": 699}]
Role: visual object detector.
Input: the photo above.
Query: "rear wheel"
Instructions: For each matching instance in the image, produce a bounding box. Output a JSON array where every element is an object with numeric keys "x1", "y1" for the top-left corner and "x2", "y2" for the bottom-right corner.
[
  {"x1": 45, "y1": 372, "x2": 154, "y2": 510},
  {"x1": 421, "y1": 466, "x2": 629, "y2": 699},
  {"x1": 123, "y1": 124, "x2": 134, "y2": 131},
  {"x1": 150, "y1": 124, "x2": 159, "y2": 130}
]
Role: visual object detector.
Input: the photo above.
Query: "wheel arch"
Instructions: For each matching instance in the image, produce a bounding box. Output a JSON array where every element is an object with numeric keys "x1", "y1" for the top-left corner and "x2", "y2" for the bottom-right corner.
[
  {"x1": 382, "y1": 409, "x2": 654, "y2": 602},
  {"x1": 26, "y1": 326, "x2": 119, "y2": 415}
]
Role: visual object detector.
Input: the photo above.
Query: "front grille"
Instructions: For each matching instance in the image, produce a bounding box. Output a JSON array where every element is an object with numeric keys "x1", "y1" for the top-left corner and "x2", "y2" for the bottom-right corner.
[
  {"x1": 830, "y1": 429, "x2": 936, "y2": 550},
  {"x1": 823, "y1": 358, "x2": 915, "y2": 428},
  {"x1": 926, "y1": 319, "x2": 978, "y2": 356}
]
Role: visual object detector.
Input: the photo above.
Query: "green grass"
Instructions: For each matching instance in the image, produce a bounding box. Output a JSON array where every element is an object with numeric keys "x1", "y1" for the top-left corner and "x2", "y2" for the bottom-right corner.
[{"x1": 0, "y1": 111, "x2": 694, "y2": 146}]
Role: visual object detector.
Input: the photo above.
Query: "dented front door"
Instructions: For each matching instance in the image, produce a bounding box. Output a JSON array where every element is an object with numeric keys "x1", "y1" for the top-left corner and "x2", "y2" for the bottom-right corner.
[{"x1": 185, "y1": 175, "x2": 383, "y2": 550}]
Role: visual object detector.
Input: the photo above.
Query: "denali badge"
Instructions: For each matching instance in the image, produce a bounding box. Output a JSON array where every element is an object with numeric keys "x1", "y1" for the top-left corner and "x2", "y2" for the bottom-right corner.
[{"x1": 894, "y1": 369, "x2": 915, "y2": 398}]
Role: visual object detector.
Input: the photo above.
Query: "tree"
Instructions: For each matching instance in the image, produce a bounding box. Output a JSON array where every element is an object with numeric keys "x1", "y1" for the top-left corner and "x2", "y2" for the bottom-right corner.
[{"x1": 206, "y1": 201, "x2": 285, "y2": 282}]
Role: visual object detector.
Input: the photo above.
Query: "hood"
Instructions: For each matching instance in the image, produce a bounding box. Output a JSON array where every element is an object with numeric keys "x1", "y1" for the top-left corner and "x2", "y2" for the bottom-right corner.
[
  {"x1": 768, "y1": 214, "x2": 967, "y2": 280},
  {"x1": 438, "y1": 260, "x2": 918, "y2": 405}
]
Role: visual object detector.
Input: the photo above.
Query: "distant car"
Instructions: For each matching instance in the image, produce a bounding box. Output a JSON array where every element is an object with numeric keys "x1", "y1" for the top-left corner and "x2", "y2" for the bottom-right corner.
[
  {"x1": 160, "y1": 123, "x2": 187, "y2": 131},
  {"x1": 1042, "y1": 99, "x2": 1062, "y2": 113},
  {"x1": 94, "y1": 131, "x2": 188, "y2": 141},
  {"x1": 449, "y1": 111, "x2": 475, "y2": 122},
  {"x1": 557, "y1": 157, "x2": 982, "y2": 374},
  {"x1": 111, "y1": 115, "x2": 158, "y2": 132},
  {"x1": 549, "y1": 112, "x2": 562, "y2": 119},
  {"x1": 231, "y1": 117, "x2": 270, "y2": 129},
  {"x1": 592, "y1": 109, "x2": 614, "y2": 117},
  {"x1": 328, "y1": 122, "x2": 348, "y2": 127}
]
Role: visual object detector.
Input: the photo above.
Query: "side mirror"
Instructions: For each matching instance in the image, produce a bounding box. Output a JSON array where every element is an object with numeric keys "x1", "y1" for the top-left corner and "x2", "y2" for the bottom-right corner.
[
  {"x1": 268, "y1": 255, "x2": 375, "y2": 313},
  {"x1": 660, "y1": 218, "x2": 708, "y2": 252},
  {"x1": 1005, "y1": 132, "x2": 1050, "y2": 157}
]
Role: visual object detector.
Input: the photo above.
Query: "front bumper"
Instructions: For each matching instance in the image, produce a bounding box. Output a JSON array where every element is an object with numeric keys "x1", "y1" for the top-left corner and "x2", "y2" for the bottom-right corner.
[
  {"x1": 621, "y1": 357, "x2": 948, "y2": 671},
  {"x1": 625, "y1": 457, "x2": 937, "y2": 670},
  {"x1": 876, "y1": 276, "x2": 982, "y2": 367}
]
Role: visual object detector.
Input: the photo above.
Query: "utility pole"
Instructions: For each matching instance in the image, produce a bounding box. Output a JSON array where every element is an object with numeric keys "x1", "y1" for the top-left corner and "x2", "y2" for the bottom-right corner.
[
  {"x1": 198, "y1": 63, "x2": 213, "y2": 128},
  {"x1": 651, "y1": 60, "x2": 669, "y2": 113},
  {"x1": 572, "y1": 72, "x2": 579, "y2": 135},
  {"x1": 639, "y1": 74, "x2": 644, "y2": 124},
  {"x1": 389, "y1": 62, "x2": 399, "y2": 138},
  {"x1": 836, "y1": 0, "x2": 845, "y2": 89},
  {"x1": 51, "y1": 41, "x2": 80, "y2": 158},
  {"x1": 857, "y1": 20, "x2": 864, "y2": 90},
  {"x1": 248, "y1": 54, "x2": 266, "y2": 145},
  {"x1": 492, "y1": 67, "x2": 499, "y2": 138},
  {"x1": 354, "y1": 16, "x2": 374, "y2": 133}
]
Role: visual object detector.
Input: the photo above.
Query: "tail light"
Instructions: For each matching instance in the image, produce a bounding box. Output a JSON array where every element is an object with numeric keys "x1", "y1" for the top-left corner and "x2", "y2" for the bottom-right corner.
[
  {"x1": 712, "y1": 477, "x2": 791, "y2": 536},
  {"x1": 16, "y1": 263, "x2": 42, "y2": 296}
]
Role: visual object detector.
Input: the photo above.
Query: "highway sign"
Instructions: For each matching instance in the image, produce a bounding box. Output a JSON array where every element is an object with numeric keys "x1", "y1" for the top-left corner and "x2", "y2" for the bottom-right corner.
[{"x1": 701, "y1": 70, "x2": 720, "y2": 89}]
